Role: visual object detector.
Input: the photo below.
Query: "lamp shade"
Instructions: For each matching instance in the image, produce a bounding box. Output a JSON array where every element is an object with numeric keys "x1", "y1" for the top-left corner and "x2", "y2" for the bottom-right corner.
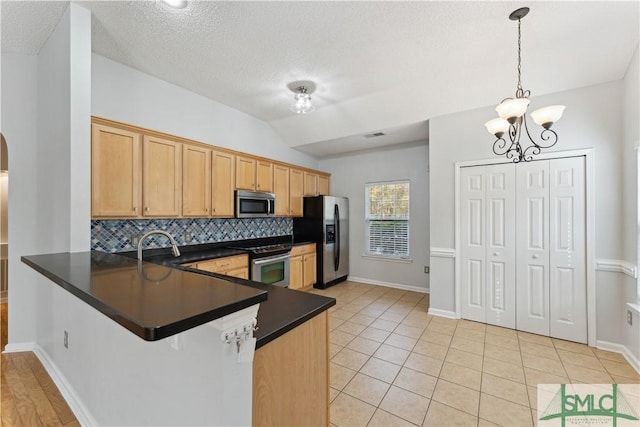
[
  {"x1": 485, "y1": 118, "x2": 511, "y2": 137},
  {"x1": 290, "y1": 91, "x2": 315, "y2": 114},
  {"x1": 496, "y1": 98, "x2": 530, "y2": 122},
  {"x1": 531, "y1": 105, "x2": 565, "y2": 129}
]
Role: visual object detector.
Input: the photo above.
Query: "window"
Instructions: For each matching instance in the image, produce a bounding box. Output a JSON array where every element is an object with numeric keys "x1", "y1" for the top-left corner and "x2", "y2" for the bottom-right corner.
[{"x1": 365, "y1": 180, "x2": 410, "y2": 259}]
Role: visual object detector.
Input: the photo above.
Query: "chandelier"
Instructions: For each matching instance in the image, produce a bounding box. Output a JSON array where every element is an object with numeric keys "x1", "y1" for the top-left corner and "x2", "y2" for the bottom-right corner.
[
  {"x1": 288, "y1": 81, "x2": 316, "y2": 114},
  {"x1": 485, "y1": 7, "x2": 565, "y2": 163}
]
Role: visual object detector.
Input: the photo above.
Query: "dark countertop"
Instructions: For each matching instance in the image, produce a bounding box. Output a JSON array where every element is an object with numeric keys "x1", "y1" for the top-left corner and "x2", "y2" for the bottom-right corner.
[
  {"x1": 21, "y1": 251, "x2": 267, "y2": 341},
  {"x1": 22, "y1": 242, "x2": 336, "y2": 348}
]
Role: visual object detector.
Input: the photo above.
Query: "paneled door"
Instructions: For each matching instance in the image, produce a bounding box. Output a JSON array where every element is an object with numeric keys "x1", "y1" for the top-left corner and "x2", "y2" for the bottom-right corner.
[
  {"x1": 516, "y1": 161, "x2": 551, "y2": 336},
  {"x1": 460, "y1": 165, "x2": 516, "y2": 327},
  {"x1": 461, "y1": 156, "x2": 586, "y2": 342},
  {"x1": 549, "y1": 157, "x2": 586, "y2": 343}
]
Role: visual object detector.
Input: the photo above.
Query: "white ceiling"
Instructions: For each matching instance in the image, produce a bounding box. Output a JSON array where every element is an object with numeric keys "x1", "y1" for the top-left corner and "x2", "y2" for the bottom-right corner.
[{"x1": 2, "y1": 1, "x2": 638, "y2": 158}]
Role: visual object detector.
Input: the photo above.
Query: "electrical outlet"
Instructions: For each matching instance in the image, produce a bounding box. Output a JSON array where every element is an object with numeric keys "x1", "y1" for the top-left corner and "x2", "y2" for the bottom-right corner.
[
  {"x1": 627, "y1": 310, "x2": 633, "y2": 326},
  {"x1": 184, "y1": 232, "x2": 192, "y2": 242},
  {"x1": 131, "y1": 234, "x2": 140, "y2": 246},
  {"x1": 424, "y1": 266, "x2": 430, "y2": 274},
  {"x1": 64, "y1": 330, "x2": 68, "y2": 348}
]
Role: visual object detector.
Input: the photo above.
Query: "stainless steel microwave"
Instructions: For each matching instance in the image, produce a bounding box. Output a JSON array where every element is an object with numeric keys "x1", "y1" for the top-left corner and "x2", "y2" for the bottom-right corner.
[{"x1": 235, "y1": 190, "x2": 276, "y2": 218}]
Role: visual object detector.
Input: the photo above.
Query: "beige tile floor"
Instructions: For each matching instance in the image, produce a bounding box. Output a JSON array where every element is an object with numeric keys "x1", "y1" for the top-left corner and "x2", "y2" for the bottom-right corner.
[{"x1": 308, "y1": 281, "x2": 640, "y2": 427}]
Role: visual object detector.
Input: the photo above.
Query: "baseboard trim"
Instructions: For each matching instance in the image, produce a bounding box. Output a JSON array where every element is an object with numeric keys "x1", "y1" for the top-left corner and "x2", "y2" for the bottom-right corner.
[
  {"x1": 595, "y1": 259, "x2": 637, "y2": 279},
  {"x1": 427, "y1": 308, "x2": 458, "y2": 319},
  {"x1": 3, "y1": 341, "x2": 37, "y2": 353},
  {"x1": 4, "y1": 341, "x2": 97, "y2": 426},
  {"x1": 347, "y1": 276, "x2": 429, "y2": 294},
  {"x1": 596, "y1": 340, "x2": 640, "y2": 374}
]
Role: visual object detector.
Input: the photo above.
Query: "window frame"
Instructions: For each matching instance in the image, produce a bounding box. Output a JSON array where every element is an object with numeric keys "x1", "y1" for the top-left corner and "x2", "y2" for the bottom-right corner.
[{"x1": 364, "y1": 180, "x2": 411, "y2": 260}]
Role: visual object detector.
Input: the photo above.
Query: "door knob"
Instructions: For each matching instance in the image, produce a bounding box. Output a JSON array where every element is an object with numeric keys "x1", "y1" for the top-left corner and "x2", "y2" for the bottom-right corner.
[
  {"x1": 533, "y1": 254, "x2": 539, "y2": 259},
  {"x1": 493, "y1": 252, "x2": 499, "y2": 256}
]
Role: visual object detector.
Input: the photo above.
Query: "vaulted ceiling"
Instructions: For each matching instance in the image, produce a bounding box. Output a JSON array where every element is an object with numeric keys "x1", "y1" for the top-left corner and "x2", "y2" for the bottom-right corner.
[{"x1": 2, "y1": 1, "x2": 638, "y2": 157}]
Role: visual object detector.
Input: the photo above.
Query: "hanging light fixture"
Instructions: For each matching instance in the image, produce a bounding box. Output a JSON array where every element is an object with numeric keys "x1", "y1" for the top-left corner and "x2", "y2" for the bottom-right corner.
[
  {"x1": 485, "y1": 7, "x2": 565, "y2": 163},
  {"x1": 288, "y1": 81, "x2": 316, "y2": 114}
]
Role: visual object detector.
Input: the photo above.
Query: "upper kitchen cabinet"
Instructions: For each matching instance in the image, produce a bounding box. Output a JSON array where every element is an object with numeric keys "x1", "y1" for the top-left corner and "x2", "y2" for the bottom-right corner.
[
  {"x1": 182, "y1": 144, "x2": 211, "y2": 217},
  {"x1": 142, "y1": 136, "x2": 182, "y2": 217},
  {"x1": 212, "y1": 150, "x2": 235, "y2": 217},
  {"x1": 91, "y1": 123, "x2": 141, "y2": 218},
  {"x1": 235, "y1": 155, "x2": 256, "y2": 190},
  {"x1": 256, "y1": 160, "x2": 273, "y2": 192},
  {"x1": 290, "y1": 168, "x2": 304, "y2": 216},
  {"x1": 273, "y1": 164, "x2": 290, "y2": 216},
  {"x1": 317, "y1": 174, "x2": 330, "y2": 196},
  {"x1": 303, "y1": 172, "x2": 317, "y2": 196}
]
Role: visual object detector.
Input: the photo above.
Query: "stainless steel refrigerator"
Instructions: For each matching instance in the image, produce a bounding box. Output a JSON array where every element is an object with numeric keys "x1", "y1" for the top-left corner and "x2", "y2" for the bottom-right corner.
[{"x1": 293, "y1": 196, "x2": 349, "y2": 289}]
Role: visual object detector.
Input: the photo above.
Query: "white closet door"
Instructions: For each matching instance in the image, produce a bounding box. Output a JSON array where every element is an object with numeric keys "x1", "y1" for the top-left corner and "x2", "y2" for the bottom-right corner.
[
  {"x1": 549, "y1": 157, "x2": 587, "y2": 343},
  {"x1": 485, "y1": 165, "x2": 516, "y2": 328},
  {"x1": 516, "y1": 160, "x2": 551, "y2": 336},
  {"x1": 460, "y1": 166, "x2": 486, "y2": 323}
]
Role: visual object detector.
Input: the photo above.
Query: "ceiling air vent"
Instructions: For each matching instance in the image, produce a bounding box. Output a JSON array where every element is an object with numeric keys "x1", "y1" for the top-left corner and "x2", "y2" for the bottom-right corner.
[{"x1": 364, "y1": 132, "x2": 385, "y2": 138}]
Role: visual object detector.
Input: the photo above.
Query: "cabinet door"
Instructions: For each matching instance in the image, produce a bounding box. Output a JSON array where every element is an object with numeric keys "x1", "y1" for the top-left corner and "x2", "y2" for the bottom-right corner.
[
  {"x1": 303, "y1": 253, "x2": 316, "y2": 288},
  {"x1": 289, "y1": 255, "x2": 303, "y2": 290},
  {"x1": 236, "y1": 155, "x2": 256, "y2": 190},
  {"x1": 303, "y1": 172, "x2": 317, "y2": 196},
  {"x1": 289, "y1": 169, "x2": 304, "y2": 217},
  {"x1": 317, "y1": 175, "x2": 330, "y2": 196},
  {"x1": 91, "y1": 124, "x2": 141, "y2": 217},
  {"x1": 256, "y1": 160, "x2": 273, "y2": 192},
  {"x1": 227, "y1": 268, "x2": 249, "y2": 279},
  {"x1": 273, "y1": 164, "x2": 290, "y2": 216},
  {"x1": 182, "y1": 144, "x2": 211, "y2": 217},
  {"x1": 142, "y1": 136, "x2": 182, "y2": 217},
  {"x1": 212, "y1": 150, "x2": 235, "y2": 217}
]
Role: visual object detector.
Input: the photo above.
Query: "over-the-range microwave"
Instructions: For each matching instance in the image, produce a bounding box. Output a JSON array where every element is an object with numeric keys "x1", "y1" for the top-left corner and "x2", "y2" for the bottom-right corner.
[{"x1": 235, "y1": 190, "x2": 276, "y2": 218}]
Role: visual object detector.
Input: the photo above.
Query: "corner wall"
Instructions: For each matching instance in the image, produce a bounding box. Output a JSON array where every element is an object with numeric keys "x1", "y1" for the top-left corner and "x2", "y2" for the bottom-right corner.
[
  {"x1": 429, "y1": 81, "x2": 627, "y2": 347},
  {"x1": 319, "y1": 142, "x2": 430, "y2": 291}
]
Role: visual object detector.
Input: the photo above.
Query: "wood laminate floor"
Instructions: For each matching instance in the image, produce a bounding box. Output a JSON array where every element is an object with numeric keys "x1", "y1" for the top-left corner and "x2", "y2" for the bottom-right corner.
[{"x1": 1, "y1": 352, "x2": 79, "y2": 427}]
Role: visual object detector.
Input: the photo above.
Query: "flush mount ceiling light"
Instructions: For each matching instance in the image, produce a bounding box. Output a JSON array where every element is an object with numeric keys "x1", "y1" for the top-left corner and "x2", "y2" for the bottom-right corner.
[
  {"x1": 287, "y1": 81, "x2": 316, "y2": 114},
  {"x1": 485, "y1": 7, "x2": 565, "y2": 163},
  {"x1": 160, "y1": 0, "x2": 188, "y2": 9}
]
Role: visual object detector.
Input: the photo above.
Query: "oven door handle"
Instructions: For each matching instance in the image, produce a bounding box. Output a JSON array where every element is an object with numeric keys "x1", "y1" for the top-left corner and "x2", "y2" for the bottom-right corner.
[{"x1": 252, "y1": 253, "x2": 291, "y2": 265}]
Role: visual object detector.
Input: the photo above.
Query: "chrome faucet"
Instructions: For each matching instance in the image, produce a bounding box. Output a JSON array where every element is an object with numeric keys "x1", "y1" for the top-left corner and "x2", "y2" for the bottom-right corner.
[{"x1": 137, "y1": 230, "x2": 181, "y2": 261}]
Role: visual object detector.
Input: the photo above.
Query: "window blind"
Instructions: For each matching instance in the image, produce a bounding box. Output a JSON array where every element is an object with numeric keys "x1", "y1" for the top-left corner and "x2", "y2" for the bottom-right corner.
[{"x1": 365, "y1": 181, "x2": 410, "y2": 258}]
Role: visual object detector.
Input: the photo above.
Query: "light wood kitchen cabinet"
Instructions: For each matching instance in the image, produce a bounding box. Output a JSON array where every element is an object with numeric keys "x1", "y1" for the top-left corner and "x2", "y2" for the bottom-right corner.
[
  {"x1": 185, "y1": 254, "x2": 249, "y2": 279},
  {"x1": 290, "y1": 168, "x2": 304, "y2": 216},
  {"x1": 273, "y1": 164, "x2": 290, "y2": 216},
  {"x1": 236, "y1": 155, "x2": 256, "y2": 190},
  {"x1": 142, "y1": 135, "x2": 182, "y2": 217},
  {"x1": 303, "y1": 172, "x2": 318, "y2": 196},
  {"x1": 212, "y1": 150, "x2": 236, "y2": 217},
  {"x1": 91, "y1": 123, "x2": 141, "y2": 217},
  {"x1": 289, "y1": 243, "x2": 316, "y2": 289},
  {"x1": 317, "y1": 174, "x2": 330, "y2": 196},
  {"x1": 182, "y1": 144, "x2": 211, "y2": 217},
  {"x1": 255, "y1": 160, "x2": 273, "y2": 192},
  {"x1": 253, "y1": 311, "x2": 329, "y2": 427}
]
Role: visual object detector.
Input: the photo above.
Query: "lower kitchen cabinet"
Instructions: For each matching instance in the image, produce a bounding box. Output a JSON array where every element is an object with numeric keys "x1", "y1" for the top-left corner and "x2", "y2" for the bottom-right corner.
[
  {"x1": 184, "y1": 254, "x2": 249, "y2": 279},
  {"x1": 289, "y1": 243, "x2": 316, "y2": 290},
  {"x1": 253, "y1": 311, "x2": 329, "y2": 427}
]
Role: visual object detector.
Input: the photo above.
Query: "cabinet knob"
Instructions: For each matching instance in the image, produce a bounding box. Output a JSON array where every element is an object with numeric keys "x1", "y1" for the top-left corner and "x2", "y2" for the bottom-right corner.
[
  {"x1": 133, "y1": 207, "x2": 137, "y2": 212},
  {"x1": 145, "y1": 207, "x2": 149, "y2": 212},
  {"x1": 205, "y1": 208, "x2": 209, "y2": 212}
]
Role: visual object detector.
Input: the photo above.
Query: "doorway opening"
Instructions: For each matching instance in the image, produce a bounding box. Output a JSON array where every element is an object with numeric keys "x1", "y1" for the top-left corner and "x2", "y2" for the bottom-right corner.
[{"x1": 1, "y1": 133, "x2": 8, "y2": 351}]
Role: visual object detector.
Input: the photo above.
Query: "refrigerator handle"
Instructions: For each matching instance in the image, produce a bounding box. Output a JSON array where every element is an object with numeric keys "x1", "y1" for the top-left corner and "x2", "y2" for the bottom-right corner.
[{"x1": 335, "y1": 203, "x2": 340, "y2": 271}]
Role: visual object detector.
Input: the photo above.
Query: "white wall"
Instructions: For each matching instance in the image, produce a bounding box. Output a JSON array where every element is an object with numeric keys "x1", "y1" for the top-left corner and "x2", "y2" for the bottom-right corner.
[
  {"x1": 622, "y1": 43, "x2": 640, "y2": 364},
  {"x1": 1, "y1": 53, "x2": 40, "y2": 343},
  {"x1": 319, "y1": 142, "x2": 430, "y2": 291},
  {"x1": 429, "y1": 81, "x2": 628, "y2": 346},
  {"x1": 91, "y1": 54, "x2": 319, "y2": 170}
]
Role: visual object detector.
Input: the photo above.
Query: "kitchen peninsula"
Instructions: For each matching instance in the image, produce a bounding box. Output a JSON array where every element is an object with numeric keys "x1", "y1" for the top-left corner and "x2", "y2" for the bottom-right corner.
[{"x1": 22, "y1": 248, "x2": 335, "y2": 426}]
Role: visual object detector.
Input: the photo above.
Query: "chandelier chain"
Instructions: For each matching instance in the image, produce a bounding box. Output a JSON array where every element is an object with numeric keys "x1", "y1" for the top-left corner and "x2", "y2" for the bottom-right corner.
[{"x1": 516, "y1": 17, "x2": 523, "y2": 96}]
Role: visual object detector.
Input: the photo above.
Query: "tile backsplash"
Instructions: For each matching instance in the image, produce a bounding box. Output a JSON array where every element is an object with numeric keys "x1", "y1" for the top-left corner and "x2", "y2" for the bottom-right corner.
[{"x1": 91, "y1": 217, "x2": 293, "y2": 253}]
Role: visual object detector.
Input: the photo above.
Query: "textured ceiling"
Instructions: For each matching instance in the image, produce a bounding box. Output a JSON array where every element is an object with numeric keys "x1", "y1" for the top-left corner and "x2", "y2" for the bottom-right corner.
[{"x1": 2, "y1": 1, "x2": 639, "y2": 157}]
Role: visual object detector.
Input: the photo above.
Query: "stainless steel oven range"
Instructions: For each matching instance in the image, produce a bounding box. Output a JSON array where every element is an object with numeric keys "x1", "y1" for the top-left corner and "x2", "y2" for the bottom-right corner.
[{"x1": 229, "y1": 243, "x2": 291, "y2": 287}]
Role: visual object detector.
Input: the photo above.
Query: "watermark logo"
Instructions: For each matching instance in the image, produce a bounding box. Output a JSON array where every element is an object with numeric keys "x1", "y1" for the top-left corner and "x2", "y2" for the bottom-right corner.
[{"x1": 538, "y1": 384, "x2": 640, "y2": 427}]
